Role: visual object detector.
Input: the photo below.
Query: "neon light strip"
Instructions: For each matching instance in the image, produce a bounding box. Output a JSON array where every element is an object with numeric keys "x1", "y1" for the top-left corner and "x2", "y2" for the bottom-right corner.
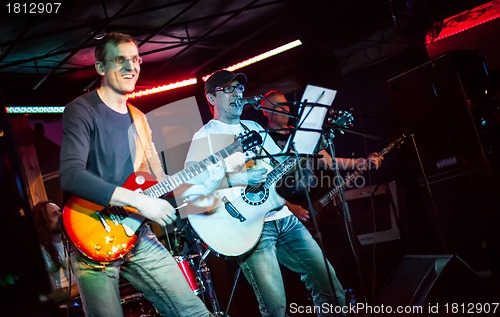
[
  {"x1": 202, "y1": 39, "x2": 303, "y2": 81},
  {"x1": 7, "y1": 40, "x2": 303, "y2": 108},
  {"x1": 426, "y1": 1, "x2": 500, "y2": 44},
  {"x1": 126, "y1": 77, "x2": 197, "y2": 99},
  {"x1": 5, "y1": 78, "x2": 198, "y2": 113},
  {"x1": 6, "y1": 106, "x2": 65, "y2": 114},
  {"x1": 128, "y1": 39, "x2": 303, "y2": 99}
]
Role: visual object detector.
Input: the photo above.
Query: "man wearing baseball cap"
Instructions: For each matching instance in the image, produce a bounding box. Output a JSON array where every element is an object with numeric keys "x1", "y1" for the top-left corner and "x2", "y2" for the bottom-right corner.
[
  {"x1": 203, "y1": 70, "x2": 248, "y2": 116},
  {"x1": 185, "y1": 69, "x2": 347, "y2": 316}
]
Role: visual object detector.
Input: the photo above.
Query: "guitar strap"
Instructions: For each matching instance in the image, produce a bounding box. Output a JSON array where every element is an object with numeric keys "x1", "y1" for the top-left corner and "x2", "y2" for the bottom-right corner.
[
  {"x1": 127, "y1": 104, "x2": 158, "y2": 180},
  {"x1": 240, "y1": 121, "x2": 280, "y2": 167}
]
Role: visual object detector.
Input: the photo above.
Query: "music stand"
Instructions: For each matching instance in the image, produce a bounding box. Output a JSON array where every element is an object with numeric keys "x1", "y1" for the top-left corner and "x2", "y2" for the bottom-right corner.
[
  {"x1": 265, "y1": 85, "x2": 342, "y2": 305},
  {"x1": 283, "y1": 85, "x2": 336, "y2": 155}
]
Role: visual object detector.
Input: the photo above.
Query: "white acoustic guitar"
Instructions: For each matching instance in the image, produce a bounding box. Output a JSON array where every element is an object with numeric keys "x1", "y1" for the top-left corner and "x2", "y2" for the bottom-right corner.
[{"x1": 188, "y1": 112, "x2": 353, "y2": 256}]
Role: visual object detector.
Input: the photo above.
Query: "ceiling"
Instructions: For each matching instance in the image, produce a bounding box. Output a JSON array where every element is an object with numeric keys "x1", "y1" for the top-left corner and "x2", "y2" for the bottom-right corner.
[{"x1": 0, "y1": 0, "x2": 493, "y2": 107}]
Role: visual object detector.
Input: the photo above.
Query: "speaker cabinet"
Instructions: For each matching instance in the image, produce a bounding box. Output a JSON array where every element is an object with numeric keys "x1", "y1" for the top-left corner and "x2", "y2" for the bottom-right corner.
[
  {"x1": 374, "y1": 255, "x2": 498, "y2": 315},
  {"x1": 387, "y1": 51, "x2": 493, "y2": 179},
  {"x1": 416, "y1": 167, "x2": 499, "y2": 268},
  {"x1": 388, "y1": 51, "x2": 500, "y2": 271}
]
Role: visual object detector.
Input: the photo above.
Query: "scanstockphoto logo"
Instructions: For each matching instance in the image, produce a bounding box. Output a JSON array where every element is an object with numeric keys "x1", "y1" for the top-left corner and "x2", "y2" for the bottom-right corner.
[
  {"x1": 144, "y1": 96, "x2": 207, "y2": 219},
  {"x1": 280, "y1": 172, "x2": 366, "y2": 190},
  {"x1": 277, "y1": 170, "x2": 367, "y2": 191},
  {"x1": 276, "y1": 156, "x2": 368, "y2": 192}
]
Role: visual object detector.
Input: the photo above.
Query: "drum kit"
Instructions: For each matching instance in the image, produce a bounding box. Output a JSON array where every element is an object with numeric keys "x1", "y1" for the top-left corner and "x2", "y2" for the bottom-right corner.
[
  {"x1": 171, "y1": 228, "x2": 228, "y2": 316},
  {"x1": 174, "y1": 255, "x2": 205, "y2": 295}
]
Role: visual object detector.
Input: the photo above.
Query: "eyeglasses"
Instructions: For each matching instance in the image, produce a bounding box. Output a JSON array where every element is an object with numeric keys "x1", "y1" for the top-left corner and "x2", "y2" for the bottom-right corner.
[
  {"x1": 274, "y1": 105, "x2": 290, "y2": 114},
  {"x1": 104, "y1": 56, "x2": 143, "y2": 66},
  {"x1": 213, "y1": 84, "x2": 245, "y2": 94}
]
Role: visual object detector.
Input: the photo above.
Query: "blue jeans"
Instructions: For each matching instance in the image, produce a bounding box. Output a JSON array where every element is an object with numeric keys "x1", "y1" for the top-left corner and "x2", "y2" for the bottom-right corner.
[
  {"x1": 238, "y1": 215, "x2": 346, "y2": 317},
  {"x1": 70, "y1": 225, "x2": 211, "y2": 317}
]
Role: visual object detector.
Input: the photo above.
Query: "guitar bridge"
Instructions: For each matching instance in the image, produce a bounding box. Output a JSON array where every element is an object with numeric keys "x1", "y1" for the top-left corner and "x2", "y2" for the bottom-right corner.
[{"x1": 221, "y1": 196, "x2": 246, "y2": 222}]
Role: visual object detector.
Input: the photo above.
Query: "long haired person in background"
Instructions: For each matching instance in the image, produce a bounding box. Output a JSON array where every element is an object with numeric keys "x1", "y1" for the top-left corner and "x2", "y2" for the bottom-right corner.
[{"x1": 32, "y1": 201, "x2": 80, "y2": 305}]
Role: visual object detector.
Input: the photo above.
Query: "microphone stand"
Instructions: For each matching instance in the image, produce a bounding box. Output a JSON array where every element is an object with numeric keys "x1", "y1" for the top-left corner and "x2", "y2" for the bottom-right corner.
[
  {"x1": 323, "y1": 127, "x2": 369, "y2": 306},
  {"x1": 266, "y1": 97, "x2": 340, "y2": 308},
  {"x1": 325, "y1": 123, "x2": 381, "y2": 141},
  {"x1": 255, "y1": 104, "x2": 295, "y2": 118},
  {"x1": 252, "y1": 99, "x2": 330, "y2": 162}
]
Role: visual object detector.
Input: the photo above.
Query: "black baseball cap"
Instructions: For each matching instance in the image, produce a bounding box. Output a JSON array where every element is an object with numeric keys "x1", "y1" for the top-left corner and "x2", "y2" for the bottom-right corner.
[{"x1": 205, "y1": 70, "x2": 247, "y2": 94}]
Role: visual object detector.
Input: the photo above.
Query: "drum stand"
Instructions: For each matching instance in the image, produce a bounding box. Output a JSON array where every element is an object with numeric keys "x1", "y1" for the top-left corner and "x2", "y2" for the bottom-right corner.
[{"x1": 193, "y1": 239, "x2": 232, "y2": 317}]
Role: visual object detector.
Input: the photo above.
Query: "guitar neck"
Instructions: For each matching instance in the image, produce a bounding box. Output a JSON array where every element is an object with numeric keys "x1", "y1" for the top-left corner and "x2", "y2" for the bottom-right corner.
[
  {"x1": 262, "y1": 112, "x2": 356, "y2": 189},
  {"x1": 264, "y1": 156, "x2": 299, "y2": 189},
  {"x1": 142, "y1": 140, "x2": 242, "y2": 198},
  {"x1": 314, "y1": 136, "x2": 405, "y2": 210}
]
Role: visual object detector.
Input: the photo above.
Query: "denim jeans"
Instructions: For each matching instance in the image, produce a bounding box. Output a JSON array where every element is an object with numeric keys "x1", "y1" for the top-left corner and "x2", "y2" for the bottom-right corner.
[
  {"x1": 70, "y1": 225, "x2": 211, "y2": 317},
  {"x1": 238, "y1": 215, "x2": 346, "y2": 317}
]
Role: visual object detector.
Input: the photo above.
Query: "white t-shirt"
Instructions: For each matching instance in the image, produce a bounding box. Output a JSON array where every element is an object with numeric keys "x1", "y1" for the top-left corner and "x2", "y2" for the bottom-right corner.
[{"x1": 185, "y1": 119, "x2": 292, "y2": 221}]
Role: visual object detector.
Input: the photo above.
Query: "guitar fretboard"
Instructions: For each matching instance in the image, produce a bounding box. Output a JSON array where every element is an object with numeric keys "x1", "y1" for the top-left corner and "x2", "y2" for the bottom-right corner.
[
  {"x1": 314, "y1": 135, "x2": 405, "y2": 209},
  {"x1": 143, "y1": 140, "x2": 243, "y2": 198},
  {"x1": 264, "y1": 156, "x2": 299, "y2": 189}
]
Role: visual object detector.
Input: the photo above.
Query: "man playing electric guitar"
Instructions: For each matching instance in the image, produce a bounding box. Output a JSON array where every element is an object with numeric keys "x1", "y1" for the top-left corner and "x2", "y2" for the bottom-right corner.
[
  {"x1": 185, "y1": 70, "x2": 347, "y2": 316},
  {"x1": 60, "y1": 32, "x2": 222, "y2": 317}
]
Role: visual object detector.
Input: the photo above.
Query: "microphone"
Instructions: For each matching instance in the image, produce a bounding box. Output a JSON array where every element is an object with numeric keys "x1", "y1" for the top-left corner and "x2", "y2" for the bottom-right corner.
[{"x1": 234, "y1": 95, "x2": 264, "y2": 108}]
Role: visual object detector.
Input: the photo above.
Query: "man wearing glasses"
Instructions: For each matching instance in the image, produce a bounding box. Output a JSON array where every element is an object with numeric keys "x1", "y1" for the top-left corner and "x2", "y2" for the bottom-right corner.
[
  {"x1": 185, "y1": 70, "x2": 347, "y2": 316},
  {"x1": 261, "y1": 90, "x2": 383, "y2": 223},
  {"x1": 60, "y1": 32, "x2": 215, "y2": 316}
]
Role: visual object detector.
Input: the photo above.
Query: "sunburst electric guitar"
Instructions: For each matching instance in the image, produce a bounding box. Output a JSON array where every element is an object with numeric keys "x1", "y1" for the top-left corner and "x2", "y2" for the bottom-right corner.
[
  {"x1": 62, "y1": 131, "x2": 262, "y2": 263},
  {"x1": 311, "y1": 134, "x2": 407, "y2": 213},
  {"x1": 187, "y1": 112, "x2": 354, "y2": 257}
]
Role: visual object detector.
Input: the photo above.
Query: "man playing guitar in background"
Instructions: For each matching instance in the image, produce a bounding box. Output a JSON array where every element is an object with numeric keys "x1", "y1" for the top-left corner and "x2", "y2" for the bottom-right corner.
[{"x1": 260, "y1": 90, "x2": 383, "y2": 222}]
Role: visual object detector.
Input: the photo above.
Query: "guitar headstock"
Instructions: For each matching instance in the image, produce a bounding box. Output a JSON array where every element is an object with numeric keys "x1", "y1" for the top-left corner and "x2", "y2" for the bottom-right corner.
[
  {"x1": 378, "y1": 133, "x2": 408, "y2": 156},
  {"x1": 316, "y1": 110, "x2": 355, "y2": 151},
  {"x1": 327, "y1": 110, "x2": 354, "y2": 130},
  {"x1": 393, "y1": 134, "x2": 408, "y2": 148},
  {"x1": 238, "y1": 131, "x2": 263, "y2": 151}
]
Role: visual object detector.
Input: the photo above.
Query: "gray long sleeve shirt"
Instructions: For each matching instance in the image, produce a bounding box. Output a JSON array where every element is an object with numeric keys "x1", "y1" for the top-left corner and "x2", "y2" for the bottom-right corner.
[{"x1": 60, "y1": 90, "x2": 165, "y2": 206}]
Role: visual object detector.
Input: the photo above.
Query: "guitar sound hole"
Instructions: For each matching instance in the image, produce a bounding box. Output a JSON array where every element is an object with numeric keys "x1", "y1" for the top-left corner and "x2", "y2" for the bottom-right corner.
[{"x1": 242, "y1": 186, "x2": 268, "y2": 205}]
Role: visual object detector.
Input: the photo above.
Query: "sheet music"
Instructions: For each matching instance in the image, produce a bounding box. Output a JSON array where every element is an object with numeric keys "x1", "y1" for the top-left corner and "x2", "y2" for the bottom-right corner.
[{"x1": 284, "y1": 85, "x2": 337, "y2": 154}]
